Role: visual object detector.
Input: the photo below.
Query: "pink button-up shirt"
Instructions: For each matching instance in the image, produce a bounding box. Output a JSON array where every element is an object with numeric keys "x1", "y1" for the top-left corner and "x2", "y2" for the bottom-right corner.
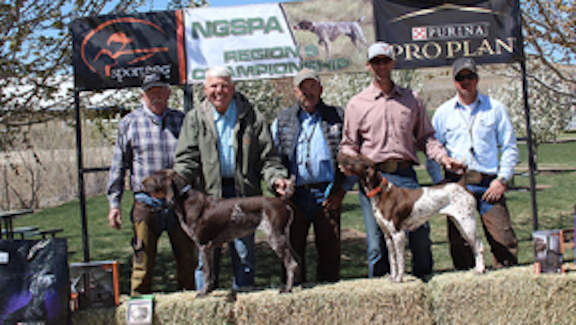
[{"x1": 340, "y1": 82, "x2": 446, "y2": 164}]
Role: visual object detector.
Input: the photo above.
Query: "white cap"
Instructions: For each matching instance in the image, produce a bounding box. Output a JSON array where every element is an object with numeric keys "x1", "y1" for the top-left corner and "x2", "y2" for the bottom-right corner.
[{"x1": 367, "y1": 42, "x2": 394, "y2": 61}]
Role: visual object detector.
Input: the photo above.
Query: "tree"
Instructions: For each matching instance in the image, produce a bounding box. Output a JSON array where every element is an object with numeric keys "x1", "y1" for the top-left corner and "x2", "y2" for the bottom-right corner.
[
  {"x1": 0, "y1": 0, "x2": 208, "y2": 145},
  {"x1": 492, "y1": 0, "x2": 575, "y2": 161},
  {"x1": 0, "y1": 0, "x2": 208, "y2": 209}
]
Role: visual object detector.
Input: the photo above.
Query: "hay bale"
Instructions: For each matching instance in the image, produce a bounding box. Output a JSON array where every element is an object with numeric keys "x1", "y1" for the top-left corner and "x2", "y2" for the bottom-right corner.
[
  {"x1": 70, "y1": 291, "x2": 235, "y2": 325},
  {"x1": 234, "y1": 277, "x2": 433, "y2": 325},
  {"x1": 428, "y1": 266, "x2": 576, "y2": 325},
  {"x1": 70, "y1": 307, "x2": 117, "y2": 325}
]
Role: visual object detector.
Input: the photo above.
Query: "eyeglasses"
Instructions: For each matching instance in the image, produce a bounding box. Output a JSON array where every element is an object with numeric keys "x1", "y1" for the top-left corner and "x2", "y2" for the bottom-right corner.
[
  {"x1": 369, "y1": 57, "x2": 393, "y2": 65},
  {"x1": 455, "y1": 72, "x2": 478, "y2": 82}
]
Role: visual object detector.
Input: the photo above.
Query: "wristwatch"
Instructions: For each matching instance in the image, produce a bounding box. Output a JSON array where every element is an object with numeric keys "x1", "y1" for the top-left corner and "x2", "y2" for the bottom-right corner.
[{"x1": 497, "y1": 176, "x2": 508, "y2": 185}]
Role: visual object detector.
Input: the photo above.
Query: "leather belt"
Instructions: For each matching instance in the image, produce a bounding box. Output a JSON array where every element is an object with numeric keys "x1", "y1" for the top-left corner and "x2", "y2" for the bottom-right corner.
[
  {"x1": 375, "y1": 160, "x2": 412, "y2": 173},
  {"x1": 222, "y1": 178, "x2": 235, "y2": 186},
  {"x1": 446, "y1": 170, "x2": 496, "y2": 185},
  {"x1": 465, "y1": 171, "x2": 496, "y2": 185},
  {"x1": 297, "y1": 182, "x2": 330, "y2": 190}
]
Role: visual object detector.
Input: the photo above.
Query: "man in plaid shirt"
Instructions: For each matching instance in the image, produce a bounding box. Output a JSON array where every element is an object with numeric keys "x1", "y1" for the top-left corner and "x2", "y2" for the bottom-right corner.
[{"x1": 106, "y1": 72, "x2": 196, "y2": 295}]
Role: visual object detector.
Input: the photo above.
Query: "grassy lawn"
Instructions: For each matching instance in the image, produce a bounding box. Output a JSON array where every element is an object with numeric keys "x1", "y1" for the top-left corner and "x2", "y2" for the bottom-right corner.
[{"x1": 12, "y1": 141, "x2": 576, "y2": 295}]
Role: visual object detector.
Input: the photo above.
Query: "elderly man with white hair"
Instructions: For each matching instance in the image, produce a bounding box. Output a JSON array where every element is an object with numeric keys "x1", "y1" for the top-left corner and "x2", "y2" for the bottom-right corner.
[{"x1": 173, "y1": 66, "x2": 291, "y2": 292}]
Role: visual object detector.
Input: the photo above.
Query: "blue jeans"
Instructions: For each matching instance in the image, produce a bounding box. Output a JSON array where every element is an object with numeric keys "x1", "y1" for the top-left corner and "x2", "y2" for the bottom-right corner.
[
  {"x1": 195, "y1": 183, "x2": 255, "y2": 291},
  {"x1": 358, "y1": 166, "x2": 433, "y2": 278}
]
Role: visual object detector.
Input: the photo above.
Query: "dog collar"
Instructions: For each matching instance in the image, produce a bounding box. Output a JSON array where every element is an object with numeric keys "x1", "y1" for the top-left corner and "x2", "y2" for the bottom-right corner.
[
  {"x1": 180, "y1": 184, "x2": 192, "y2": 195},
  {"x1": 366, "y1": 178, "x2": 388, "y2": 198}
]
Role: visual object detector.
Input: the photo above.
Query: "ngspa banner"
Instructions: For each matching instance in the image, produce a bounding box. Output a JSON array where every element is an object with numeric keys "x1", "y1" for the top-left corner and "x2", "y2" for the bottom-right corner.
[
  {"x1": 373, "y1": 0, "x2": 522, "y2": 68},
  {"x1": 184, "y1": 4, "x2": 300, "y2": 83}
]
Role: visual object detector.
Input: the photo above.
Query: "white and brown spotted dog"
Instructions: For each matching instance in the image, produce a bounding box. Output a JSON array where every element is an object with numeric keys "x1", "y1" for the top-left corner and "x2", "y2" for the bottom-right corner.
[
  {"x1": 338, "y1": 153, "x2": 485, "y2": 282},
  {"x1": 142, "y1": 169, "x2": 300, "y2": 296}
]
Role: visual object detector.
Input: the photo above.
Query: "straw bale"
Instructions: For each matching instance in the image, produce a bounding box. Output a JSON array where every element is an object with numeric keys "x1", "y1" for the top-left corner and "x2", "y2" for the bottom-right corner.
[
  {"x1": 234, "y1": 277, "x2": 433, "y2": 325},
  {"x1": 428, "y1": 265, "x2": 576, "y2": 325},
  {"x1": 70, "y1": 291, "x2": 235, "y2": 325}
]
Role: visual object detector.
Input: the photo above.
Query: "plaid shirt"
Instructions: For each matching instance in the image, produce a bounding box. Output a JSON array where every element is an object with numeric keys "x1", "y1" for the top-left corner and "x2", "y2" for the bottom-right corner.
[{"x1": 106, "y1": 105, "x2": 184, "y2": 208}]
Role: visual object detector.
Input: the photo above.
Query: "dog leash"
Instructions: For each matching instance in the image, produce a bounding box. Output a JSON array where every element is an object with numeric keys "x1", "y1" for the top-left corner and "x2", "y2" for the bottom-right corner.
[{"x1": 365, "y1": 178, "x2": 389, "y2": 199}]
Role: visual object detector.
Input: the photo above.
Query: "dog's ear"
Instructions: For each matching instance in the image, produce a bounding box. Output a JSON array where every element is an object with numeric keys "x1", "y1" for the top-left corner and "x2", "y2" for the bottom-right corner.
[
  {"x1": 167, "y1": 171, "x2": 192, "y2": 206},
  {"x1": 142, "y1": 170, "x2": 169, "y2": 199}
]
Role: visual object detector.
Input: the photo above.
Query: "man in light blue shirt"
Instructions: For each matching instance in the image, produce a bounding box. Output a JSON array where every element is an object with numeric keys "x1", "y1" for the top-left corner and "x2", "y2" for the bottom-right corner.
[{"x1": 429, "y1": 57, "x2": 518, "y2": 269}]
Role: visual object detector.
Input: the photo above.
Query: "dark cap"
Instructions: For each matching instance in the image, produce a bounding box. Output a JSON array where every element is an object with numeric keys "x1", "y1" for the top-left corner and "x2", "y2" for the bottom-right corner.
[
  {"x1": 452, "y1": 58, "x2": 477, "y2": 77},
  {"x1": 293, "y1": 68, "x2": 320, "y2": 87},
  {"x1": 141, "y1": 72, "x2": 169, "y2": 91}
]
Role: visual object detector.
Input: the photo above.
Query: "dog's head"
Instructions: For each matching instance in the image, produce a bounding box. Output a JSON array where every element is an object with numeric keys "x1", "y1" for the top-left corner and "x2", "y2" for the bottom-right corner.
[
  {"x1": 337, "y1": 152, "x2": 383, "y2": 191},
  {"x1": 142, "y1": 169, "x2": 189, "y2": 204},
  {"x1": 293, "y1": 20, "x2": 313, "y2": 31},
  {"x1": 142, "y1": 169, "x2": 206, "y2": 240}
]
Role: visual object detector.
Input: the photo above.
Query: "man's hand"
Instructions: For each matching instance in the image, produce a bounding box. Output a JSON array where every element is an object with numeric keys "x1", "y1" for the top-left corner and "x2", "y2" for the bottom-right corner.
[
  {"x1": 274, "y1": 178, "x2": 294, "y2": 198},
  {"x1": 323, "y1": 187, "x2": 346, "y2": 212},
  {"x1": 483, "y1": 178, "x2": 507, "y2": 203},
  {"x1": 338, "y1": 164, "x2": 355, "y2": 176},
  {"x1": 440, "y1": 155, "x2": 465, "y2": 172},
  {"x1": 108, "y1": 208, "x2": 122, "y2": 230}
]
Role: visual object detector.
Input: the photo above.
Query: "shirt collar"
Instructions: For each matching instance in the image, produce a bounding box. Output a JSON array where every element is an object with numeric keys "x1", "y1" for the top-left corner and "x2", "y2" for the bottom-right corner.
[
  {"x1": 142, "y1": 103, "x2": 167, "y2": 125},
  {"x1": 298, "y1": 108, "x2": 319, "y2": 123},
  {"x1": 455, "y1": 94, "x2": 482, "y2": 110},
  {"x1": 368, "y1": 82, "x2": 401, "y2": 100},
  {"x1": 212, "y1": 99, "x2": 237, "y2": 123}
]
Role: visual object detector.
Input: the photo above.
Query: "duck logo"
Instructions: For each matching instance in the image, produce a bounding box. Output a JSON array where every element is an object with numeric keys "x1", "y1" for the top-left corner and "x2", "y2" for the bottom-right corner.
[{"x1": 72, "y1": 12, "x2": 180, "y2": 90}]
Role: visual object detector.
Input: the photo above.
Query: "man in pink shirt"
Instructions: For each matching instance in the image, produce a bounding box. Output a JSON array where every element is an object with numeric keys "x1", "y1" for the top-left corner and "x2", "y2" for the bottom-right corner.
[{"x1": 340, "y1": 42, "x2": 461, "y2": 280}]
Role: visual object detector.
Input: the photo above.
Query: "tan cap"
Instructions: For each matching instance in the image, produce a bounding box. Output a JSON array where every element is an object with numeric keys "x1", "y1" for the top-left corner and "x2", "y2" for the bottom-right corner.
[{"x1": 293, "y1": 68, "x2": 320, "y2": 87}]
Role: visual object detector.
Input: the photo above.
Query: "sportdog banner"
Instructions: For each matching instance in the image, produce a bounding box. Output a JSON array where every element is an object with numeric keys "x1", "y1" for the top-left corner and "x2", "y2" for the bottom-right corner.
[
  {"x1": 373, "y1": 0, "x2": 522, "y2": 68},
  {"x1": 71, "y1": 11, "x2": 184, "y2": 90},
  {"x1": 184, "y1": 4, "x2": 300, "y2": 83}
]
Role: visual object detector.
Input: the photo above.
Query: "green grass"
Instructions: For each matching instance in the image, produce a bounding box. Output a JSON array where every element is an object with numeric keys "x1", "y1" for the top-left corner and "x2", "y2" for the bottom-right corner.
[{"x1": 12, "y1": 141, "x2": 576, "y2": 295}]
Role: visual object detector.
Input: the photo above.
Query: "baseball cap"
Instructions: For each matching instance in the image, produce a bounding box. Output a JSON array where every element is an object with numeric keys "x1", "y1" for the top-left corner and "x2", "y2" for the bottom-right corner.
[
  {"x1": 452, "y1": 58, "x2": 477, "y2": 77},
  {"x1": 293, "y1": 68, "x2": 320, "y2": 87},
  {"x1": 367, "y1": 42, "x2": 394, "y2": 61},
  {"x1": 141, "y1": 72, "x2": 169, "y2": 91}
]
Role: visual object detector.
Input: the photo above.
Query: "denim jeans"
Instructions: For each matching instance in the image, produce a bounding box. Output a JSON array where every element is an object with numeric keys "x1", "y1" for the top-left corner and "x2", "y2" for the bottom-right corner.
[
  {"x1": 194, "y1": 183, "x2": 255, "y2": 291},
  {"x1": 358, "y1": 166, "x2": 433, "y2": 278}
]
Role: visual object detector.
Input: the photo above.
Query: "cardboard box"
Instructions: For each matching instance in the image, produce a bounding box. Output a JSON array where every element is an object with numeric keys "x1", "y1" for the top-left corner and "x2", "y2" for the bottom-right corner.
[{"x1": 70, "y1": 260, "x2": 119, "y2": 310}]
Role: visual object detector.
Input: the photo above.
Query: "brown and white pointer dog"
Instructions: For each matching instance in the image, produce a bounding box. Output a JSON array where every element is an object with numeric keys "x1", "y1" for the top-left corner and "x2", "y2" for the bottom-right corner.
[
  {"x1": 338, "y1": 153, "x2": 485, "y2": 282},
  {"x1": 142, "y1": 169, "x2": 300, "y2": 297}
]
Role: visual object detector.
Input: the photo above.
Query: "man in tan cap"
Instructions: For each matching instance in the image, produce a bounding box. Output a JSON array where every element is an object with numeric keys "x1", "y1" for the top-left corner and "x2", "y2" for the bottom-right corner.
[
  {"x1": 271, "y1": 68, "x2": 354, "y2": 284},
  {"x1": 339, "y1": 42, "x2": 462, "y2": 280}
]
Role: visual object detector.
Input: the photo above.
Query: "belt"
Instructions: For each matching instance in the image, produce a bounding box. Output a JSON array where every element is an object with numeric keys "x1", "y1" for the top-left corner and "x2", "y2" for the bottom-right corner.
[
  {"x1": 446, "y1": 170, "x2": 496, "y2": 185},
  {"x1": 465, "y1": 171, "x2": 496, "y2": 185},
  {"x1": 297, "y1": 182, "x2": 330, "y2": 190},
  {"x1": 375, "y1": 160, "x2": 412, "y2": 173},
  {"x1": 222, "y1": 178, "x2": 235, "y2": 186}
]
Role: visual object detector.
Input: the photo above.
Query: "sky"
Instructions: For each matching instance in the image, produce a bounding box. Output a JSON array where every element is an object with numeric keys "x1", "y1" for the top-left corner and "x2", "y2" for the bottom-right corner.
[{"x1": 208, "y1": 0, "x2": 299, "y2": 6}]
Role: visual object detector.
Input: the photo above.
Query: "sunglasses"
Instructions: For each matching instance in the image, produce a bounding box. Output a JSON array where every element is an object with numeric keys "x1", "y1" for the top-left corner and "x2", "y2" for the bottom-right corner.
[
  {"x1": 455, "y1": 72, "x2": 478, "y2": 82},
  {"x1": 369, "y1": 57, "x2": 393, "y2": 65}
]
